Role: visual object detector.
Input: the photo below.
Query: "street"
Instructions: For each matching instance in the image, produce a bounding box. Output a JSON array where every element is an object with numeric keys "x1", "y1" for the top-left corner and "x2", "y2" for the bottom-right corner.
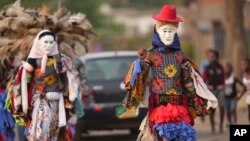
[{"x1": 79, "y1": 107, "x2": 249, "y2": 141}]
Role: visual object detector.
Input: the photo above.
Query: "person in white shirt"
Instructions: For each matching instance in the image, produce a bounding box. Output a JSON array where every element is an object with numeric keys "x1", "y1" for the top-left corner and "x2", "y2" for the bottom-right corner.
[{"x1": 239, "y1": 58, "x2": 250, "y2": 123}]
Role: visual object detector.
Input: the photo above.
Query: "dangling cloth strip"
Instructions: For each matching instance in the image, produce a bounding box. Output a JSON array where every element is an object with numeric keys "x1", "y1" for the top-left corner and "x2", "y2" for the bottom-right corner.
[
  {"x1": 67, "y1": 71, "x2": 78, "y2": 102},
  {"x1": 21, "y1": 68, "x2": 28, "y2": 115},
  {"x1": 41, "y1": 55, "x2": 48, "y2": 74},
  {"x1": 58, "y1": 94, "x2": 66, "y2": 127},
  {"x1": 130, "y1": 59, "x2": 142, "y2": 87},
  {"x1": 190, "y1": 66, "x2": 218, "y2": 109},
  {"x1": 30, "y1": 98, "x2": 40, "y2": 136}
]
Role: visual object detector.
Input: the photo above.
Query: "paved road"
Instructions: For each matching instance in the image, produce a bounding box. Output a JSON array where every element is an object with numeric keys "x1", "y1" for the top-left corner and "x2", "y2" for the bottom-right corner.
[
  {"x1": 195, "y1": 107, "x2": 248, "y2": 141},
  {"x1": 79, "y1": 107, "x2": 249, "y2": 141}
]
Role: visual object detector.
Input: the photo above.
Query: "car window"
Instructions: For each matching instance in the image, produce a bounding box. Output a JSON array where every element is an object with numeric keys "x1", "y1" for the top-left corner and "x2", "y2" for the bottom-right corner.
[{"x1": 85, "y1": 56, "x2": 137, "y2": 81}]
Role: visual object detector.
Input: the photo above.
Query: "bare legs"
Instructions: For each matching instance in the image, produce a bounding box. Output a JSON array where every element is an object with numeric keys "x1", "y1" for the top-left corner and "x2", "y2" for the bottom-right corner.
[
  {"x1": 209, "y1": 111, "x2": 215, "y2": 133},
  {"x1": 219, "y1": 107, "x2": 224, "y2": 133},
  {"x1": 209, "y1": 106, "x2": 225, "y2": 133}
]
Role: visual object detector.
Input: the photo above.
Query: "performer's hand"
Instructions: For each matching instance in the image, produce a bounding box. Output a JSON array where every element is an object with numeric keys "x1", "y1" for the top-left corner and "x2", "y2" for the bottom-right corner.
[
  {"x1": 183, "y1": 61, "x2": 192, "y2": 68},
  {"x1": 205, "y1": 107, "x2": 215, "y2": 115},
  {"x1": 138, "y1": 47, "x2": 147, "y2": 59},
  {"x1": 194, "y1": 101, "x2": 202, "y2": 115}
]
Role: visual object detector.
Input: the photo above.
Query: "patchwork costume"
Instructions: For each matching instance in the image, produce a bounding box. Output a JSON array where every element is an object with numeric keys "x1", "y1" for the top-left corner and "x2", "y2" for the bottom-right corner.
[
  {"x1": 0, "y1": 89, "x2": 15, "y2": 141},
  {"x1": 5, "y1": 30, "x2": 82, "y2": 141},
  {"x1": 117, "y1": 5, "x2": 218, "y2": 141}
]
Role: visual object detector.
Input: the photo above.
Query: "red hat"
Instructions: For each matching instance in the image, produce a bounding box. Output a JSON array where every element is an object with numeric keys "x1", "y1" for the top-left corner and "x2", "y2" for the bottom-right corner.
[{"x1": 152, "y1": 5, "x2": 183, "y2": 22}]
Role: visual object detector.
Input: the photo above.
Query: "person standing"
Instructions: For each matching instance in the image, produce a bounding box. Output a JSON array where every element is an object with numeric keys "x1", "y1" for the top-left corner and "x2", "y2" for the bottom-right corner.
[
  {"x1": 223, "y1": 62, "x2": 246, "y2": 124},
  {"x1": 117, "y1": 5, "x2": 218, "y2": 141},
  {"x1": 6, "y1": 30, "x2": 81, "y2": 141},
  {"x1": 199, "y1": 49, "x2": 211, "y2": 123},
  {"x1": 239, "y1": 58, "x2": 250, "y2": 123},
  {"x1": 199, "y1": 49, "x2": 211, "y2": 74},
  {"x1": 202, "y1": 49, "x2": 225, "y2": 133}
]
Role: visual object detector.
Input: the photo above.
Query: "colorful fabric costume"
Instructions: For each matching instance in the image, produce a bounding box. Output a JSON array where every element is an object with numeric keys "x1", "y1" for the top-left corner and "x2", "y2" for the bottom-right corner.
[
  {"x1": 0, "y1": 89, "x2": 15, "y2": 141},
  {"x1": 117, "y1": 5, "x2": 218, "y2": 141},
  {"x1": 5, "y1": 30, "x2": 83, "y2": 141}
]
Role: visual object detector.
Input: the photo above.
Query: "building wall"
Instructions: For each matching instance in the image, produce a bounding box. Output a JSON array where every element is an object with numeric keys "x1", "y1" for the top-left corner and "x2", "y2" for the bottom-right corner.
[{"x1": 186, "y1": 0, "x2": 250, "y2": 64}]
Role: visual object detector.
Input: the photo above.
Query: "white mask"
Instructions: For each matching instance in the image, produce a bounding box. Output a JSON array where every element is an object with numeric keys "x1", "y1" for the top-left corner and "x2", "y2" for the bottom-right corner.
[
  {"x1": 156, "y1": 24, "x2": 177, "y2": 46},
  {"x1": 40, "y1": 35, "x2": 55, "y2": 55}
]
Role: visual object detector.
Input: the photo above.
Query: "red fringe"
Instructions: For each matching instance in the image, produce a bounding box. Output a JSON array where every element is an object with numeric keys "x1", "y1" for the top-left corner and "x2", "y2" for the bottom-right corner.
[
  {"x1": 149, "y1": 103, "x2": 192, "y2": 125},
  {"x1": 148, "y1": 93, "x2": 194, "y2": 127}
]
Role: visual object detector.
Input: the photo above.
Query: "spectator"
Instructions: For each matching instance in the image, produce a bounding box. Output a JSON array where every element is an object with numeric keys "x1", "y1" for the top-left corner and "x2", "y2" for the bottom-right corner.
[
  {"x1": 199, "y1": 49, "x2": 211, "y2": 74},
  {"x1": 223, "y1": 62, "x2": 246, "y2": 125},
  {"x1": 199, "y1": 49, "x2": 211, "y2": 123},
  {"x1": 202, "y1": 49, "x2": 225, "y2": 133},
  {"x1": 239, "y1": 58, "x2": 250, "y2": 123}
]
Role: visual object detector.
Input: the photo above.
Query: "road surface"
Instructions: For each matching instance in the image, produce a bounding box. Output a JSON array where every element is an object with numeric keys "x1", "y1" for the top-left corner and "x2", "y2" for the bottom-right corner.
[{"x1": 79, "y1": 107, "x2": 249, "y2": 141}]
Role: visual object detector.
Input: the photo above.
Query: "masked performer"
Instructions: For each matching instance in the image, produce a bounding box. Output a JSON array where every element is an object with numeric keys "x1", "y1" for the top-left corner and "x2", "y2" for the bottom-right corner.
[
  {"x1": 117, "y1": 5, "x2": 218, "y2": 141},
  {"x1": 6, "y1": 29, "x2": 80, "y2": 141}
]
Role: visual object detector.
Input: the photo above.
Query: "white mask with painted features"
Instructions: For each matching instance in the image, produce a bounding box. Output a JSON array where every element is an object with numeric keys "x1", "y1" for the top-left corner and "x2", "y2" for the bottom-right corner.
[
  {"x1": 157, "y1": 24, "x2": 177, "y2": 46},
  {"x1": 40, "y1": 35, "x2": 56, "y2": 55}
]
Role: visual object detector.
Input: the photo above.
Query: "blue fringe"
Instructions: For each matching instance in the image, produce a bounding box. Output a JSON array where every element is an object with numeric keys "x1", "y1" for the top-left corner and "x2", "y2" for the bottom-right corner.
[
  {"x1": 130, "y1": 59, "x2": 142, "y2": 87},
  {"x1": 154, "y1": 121, "x2": 196, "y2": 141}
]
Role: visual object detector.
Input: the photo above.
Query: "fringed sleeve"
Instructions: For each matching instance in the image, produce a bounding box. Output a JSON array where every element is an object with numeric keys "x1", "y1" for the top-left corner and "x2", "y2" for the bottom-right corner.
[
  {"x1": 5, "y1": 63, "x2": 34, "y2": 126},
  {"x1": 116, "y1": 57, "x2": 150, "y2": 116},
  {"x1": 181, "y1": 57, "x2": 217, "y2": 118}
]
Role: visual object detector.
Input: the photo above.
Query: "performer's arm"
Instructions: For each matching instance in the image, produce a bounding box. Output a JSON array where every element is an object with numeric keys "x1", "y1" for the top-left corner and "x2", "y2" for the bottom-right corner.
[
  {"x1": 236, "y1": 78, "x2": 247, "y2": 100},
  {"x1": 181, "y1": 60, "x2": 207, "y2": 116},
  {"x1": 138, "y1": 47, "x2": 152, "y2": 79},
  {"x1": 24, "y1": 59, "x2": 35, "y2": 83},
  {"x1": 181, "y1": 60, "x2": 196, "y2": 97}
]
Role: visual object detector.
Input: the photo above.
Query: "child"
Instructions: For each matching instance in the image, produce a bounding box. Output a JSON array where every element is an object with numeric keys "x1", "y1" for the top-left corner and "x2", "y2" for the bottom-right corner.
[
  {"x1": 240, "y1": 58, "x2": 250, "y2": 123},
  {"x1": 224, "y1": 62, "x2": 246, "y2": 124}
]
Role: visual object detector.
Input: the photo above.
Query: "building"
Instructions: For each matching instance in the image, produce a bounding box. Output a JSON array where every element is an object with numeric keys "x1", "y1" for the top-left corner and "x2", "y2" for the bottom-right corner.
[{"x1": 185, "y1": 0, "x2": 250, "y2": 63}]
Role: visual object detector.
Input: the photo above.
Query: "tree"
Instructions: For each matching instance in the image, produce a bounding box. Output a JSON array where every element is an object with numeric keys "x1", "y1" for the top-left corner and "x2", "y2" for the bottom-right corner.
[{"x1": 225, "y1": 0, "x2": 248, "y2": 76}]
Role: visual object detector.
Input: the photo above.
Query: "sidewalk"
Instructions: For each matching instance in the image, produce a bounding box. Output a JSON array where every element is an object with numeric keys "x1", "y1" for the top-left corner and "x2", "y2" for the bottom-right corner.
[{"x1": 195, "y1": 107, "x2": 249, "y2": 141}]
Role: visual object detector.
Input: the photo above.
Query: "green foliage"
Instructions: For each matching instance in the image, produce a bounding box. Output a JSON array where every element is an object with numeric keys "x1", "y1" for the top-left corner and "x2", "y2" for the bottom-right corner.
[
  {"x1": 62, "y1": 0, "x2": 105, "y2": 28},
  {"x1": 181, "y1": 41, "x2": 194, "y2": 59},
  {"x1": 21, "y1": 0, "x2": 57, "y2": 11},
  {"x1": 60, "y1": 0, "x2": 125, "y2": 50},
  {"x1": 0, "y1": 0, "x2": 15, "y2": 9},
  {"x1": 95, "y1": 22, "x2": 125, "y2": 51},
  {"x1": 0, "y1": 0, "x2": 124, "y2": 51},
  {"x1": 0, "y1": 0, "x2": 104, "y2": 29}
]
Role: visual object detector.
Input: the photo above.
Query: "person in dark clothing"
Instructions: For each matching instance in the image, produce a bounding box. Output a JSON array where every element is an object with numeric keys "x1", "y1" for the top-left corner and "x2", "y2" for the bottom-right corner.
[
  {"x1": 223, "y1": 62, "x2": 246, "y2": 125},
  {"x1": 202, "y1": 49, "x2": 225, "y2": 133}
]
